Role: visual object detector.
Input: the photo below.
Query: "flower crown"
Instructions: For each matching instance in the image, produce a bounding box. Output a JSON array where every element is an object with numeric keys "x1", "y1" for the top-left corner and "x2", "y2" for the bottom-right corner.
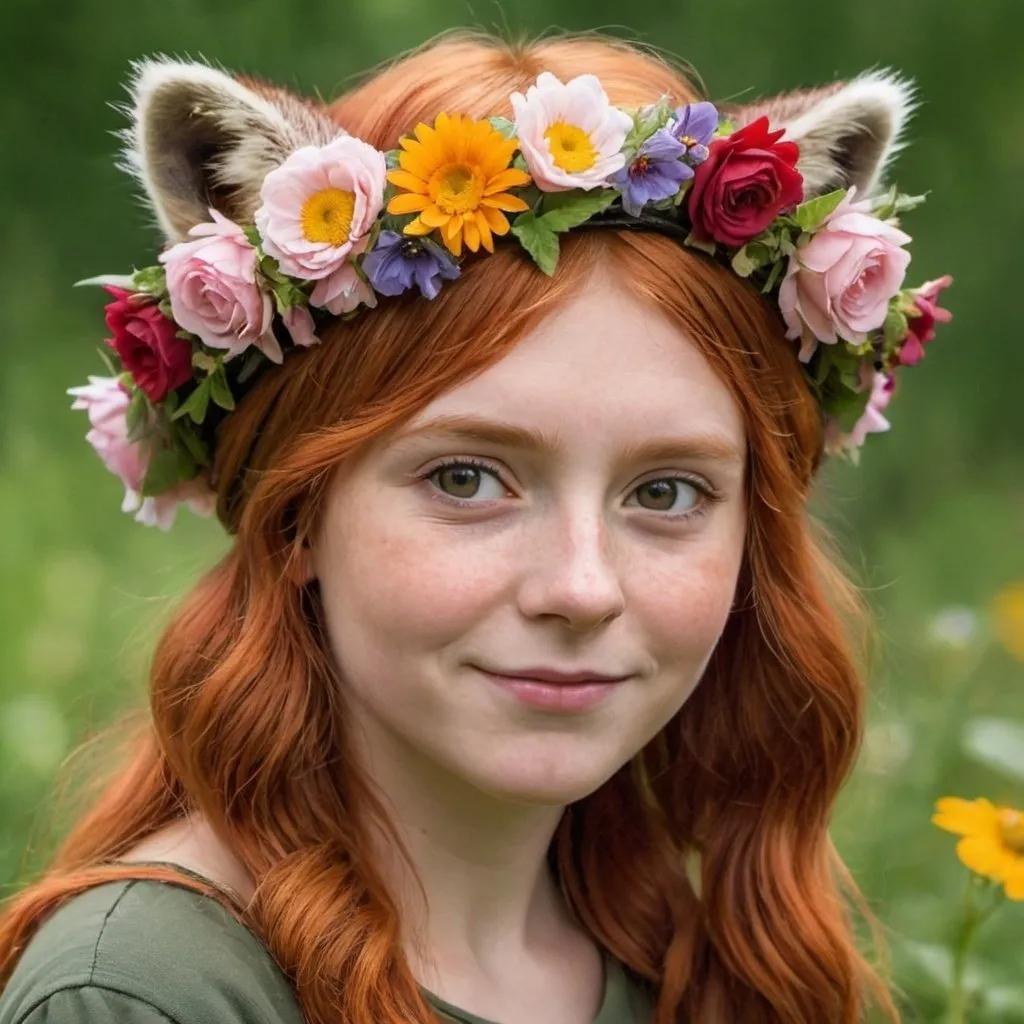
[{"x1": 71, "y1": 68, "x2": 952, "y2": 529}]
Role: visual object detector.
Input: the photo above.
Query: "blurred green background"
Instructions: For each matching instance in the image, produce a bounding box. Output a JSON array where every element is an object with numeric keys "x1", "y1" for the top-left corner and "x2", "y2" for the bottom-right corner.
[{"x1": 1, "y1": 0, "x2": 1021, "y2": 1019}]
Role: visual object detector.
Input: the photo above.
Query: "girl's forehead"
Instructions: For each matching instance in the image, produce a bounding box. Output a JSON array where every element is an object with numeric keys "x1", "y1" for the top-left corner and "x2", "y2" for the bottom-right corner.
[{"x1": 408, "y1": 275, "x2": 746, "y2": 448}]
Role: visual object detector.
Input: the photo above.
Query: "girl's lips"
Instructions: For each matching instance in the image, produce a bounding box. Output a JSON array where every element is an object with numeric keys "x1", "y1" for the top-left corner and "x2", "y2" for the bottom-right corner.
[{"x1": 476, "y1": 668, "x2": 622, "y2": 712}]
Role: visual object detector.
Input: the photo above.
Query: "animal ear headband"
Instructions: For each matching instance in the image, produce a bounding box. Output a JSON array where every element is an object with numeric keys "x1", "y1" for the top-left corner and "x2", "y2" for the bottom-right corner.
[{"x1": 70, "y1": 57, "x2": 951, "y2": 529}]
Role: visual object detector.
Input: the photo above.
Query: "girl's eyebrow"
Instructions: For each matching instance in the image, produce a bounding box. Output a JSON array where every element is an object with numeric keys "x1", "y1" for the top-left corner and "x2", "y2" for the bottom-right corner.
[{"x1": 391, "y1": 413, "x2": 745, "y2": 466}]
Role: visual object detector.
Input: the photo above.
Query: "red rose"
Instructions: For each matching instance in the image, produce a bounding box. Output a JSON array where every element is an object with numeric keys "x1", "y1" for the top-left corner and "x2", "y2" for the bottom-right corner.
[
  {"x1": 688, "y1": 116, "x2": 804, "y2": 247},
  {"x1": 104, "y1": 287, "x2": 193, "y2": 402},
  {"x1": 898, "y1": 275, "x2": 953, "y2": 366}
]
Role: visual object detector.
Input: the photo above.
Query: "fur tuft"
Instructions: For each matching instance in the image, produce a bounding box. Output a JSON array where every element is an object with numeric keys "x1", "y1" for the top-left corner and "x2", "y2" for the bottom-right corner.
[
  {"x1": 117, "y1": 56, "x2": 343, "y2": 240},
  {"x1": 733, "y1": 67, "x2": 919, "y2": 199}
]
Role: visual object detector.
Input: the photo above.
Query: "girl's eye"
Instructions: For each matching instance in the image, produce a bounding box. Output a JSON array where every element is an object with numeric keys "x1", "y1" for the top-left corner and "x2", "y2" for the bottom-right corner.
[
  {"x1": 427, "y1": 460, "x2": 508, "y2": 502},
  {"x1": 628, "y1": 478, "x2": 702, "y2": 516},
  {"x1": 423, "y1": 459, "x2": 722, "y2": 521}
]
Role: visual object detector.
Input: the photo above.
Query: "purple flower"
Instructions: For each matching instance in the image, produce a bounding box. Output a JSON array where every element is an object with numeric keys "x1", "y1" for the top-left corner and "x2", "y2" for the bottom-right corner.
[
  {"x1": 668, "y1": 101, "x2": 719, "y2": 166},
  {"x1": 362, "y1": 231, "x2": 460, "y2": 299},
  {"x1": 611, "y1": 128, "x2": 692, "y2": 217}
]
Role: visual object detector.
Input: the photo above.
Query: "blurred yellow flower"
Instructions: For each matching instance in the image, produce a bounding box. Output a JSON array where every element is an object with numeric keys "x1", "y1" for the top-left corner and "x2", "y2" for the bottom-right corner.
[
  {"x1": 992, "y1": 581, "x2": 1024, "y2": 661},
  {"x1": 933, "y1": 796, "x2": 1024, "y2": 900}
]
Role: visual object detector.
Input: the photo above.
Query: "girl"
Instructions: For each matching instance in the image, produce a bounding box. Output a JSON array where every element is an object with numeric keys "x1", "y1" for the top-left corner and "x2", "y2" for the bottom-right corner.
[{"x1": 0, "y1": 29, "x2": 949, "y2": 1024}]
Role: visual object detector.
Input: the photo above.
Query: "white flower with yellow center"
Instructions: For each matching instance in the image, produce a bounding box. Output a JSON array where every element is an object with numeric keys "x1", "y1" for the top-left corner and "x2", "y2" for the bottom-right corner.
[
  {"x1": 510, "y1": 72, "x2": 632, "y2": 192},
  {"x1": 254, "y1": 135, "x2": 386, "y2": 307}
]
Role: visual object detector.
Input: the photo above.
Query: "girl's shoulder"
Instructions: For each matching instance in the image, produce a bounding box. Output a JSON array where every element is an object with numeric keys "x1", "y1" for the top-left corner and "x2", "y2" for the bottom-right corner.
[{"x1": 0, "y1": 875, "x2": 304, "y2": 1024}]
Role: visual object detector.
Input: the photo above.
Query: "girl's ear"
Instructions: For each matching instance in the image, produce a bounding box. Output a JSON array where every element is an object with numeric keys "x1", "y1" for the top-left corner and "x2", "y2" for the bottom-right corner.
[
  {"x1": 119, "y1": 57, "x2": 344, "y2": 241},
  {"x1": 727, "y1": 69, "x2": 918, "y2": 199}
]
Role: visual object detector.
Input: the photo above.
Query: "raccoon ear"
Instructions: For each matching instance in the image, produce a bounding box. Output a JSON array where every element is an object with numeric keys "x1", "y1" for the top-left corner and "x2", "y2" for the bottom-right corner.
[
  {"x1": 727, "y1": 69, "x2": 918, "y2": 199},
  {"x1": 119, "y1": 57, "x2": 345, "y2": 241}
]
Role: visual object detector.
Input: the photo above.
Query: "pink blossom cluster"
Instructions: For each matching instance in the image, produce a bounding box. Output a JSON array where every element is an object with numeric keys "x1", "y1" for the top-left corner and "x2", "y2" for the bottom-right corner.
[{"x1": 67, "y1": 377, "x2": 217, "y2": 530}]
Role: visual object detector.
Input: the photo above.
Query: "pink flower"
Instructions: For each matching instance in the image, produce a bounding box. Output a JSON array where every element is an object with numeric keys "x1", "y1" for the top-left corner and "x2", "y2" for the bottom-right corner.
[
  {"x1": 160, "y1": 209, "x2": 280, "y2": 363},
  {"x1": 824, "y1": 369, "x2": 897, "y2": 456},
  {"x1": 309, "y1": 262, "x2": 377, "y2": 316},
  {"x1": 899, "y1": 274, "x2": 953, "y2": 366},
  {"x1": 510, "y1": 72, "x2": 632, "y2": 192},
  {"x1": 282, "y1": 306, "x2": 319, "y2": 347},
  {"x1": 254, "y1": 136, "x2": 386, "y2": 311},
  {"x1": 104, "y1": 287, "x2": 192, "y2": 402},
  {"x1": 68, "y1": 376, "x2": 217, "y2": 530},
  {"x1": 779, "y1": 189, "x2": 912, "y2": 362}
]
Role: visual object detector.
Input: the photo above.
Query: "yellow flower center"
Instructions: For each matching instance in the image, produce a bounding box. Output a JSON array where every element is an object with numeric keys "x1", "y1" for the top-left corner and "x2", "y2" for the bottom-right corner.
[
  {"x1": 678, "y1": 134, "x2": 698, "y2": 148},
  {"x1": 544, "y1": 121, "x2": 598, "y2": 173},
  {"x1": 429, "y1": 163, "x2": 485, "y2": 214},
  {"x1": 301, "y1": 187, "x2": 356, "y2": 246},
  {"x1": 999, "y1": 809, "x2": 1024, "y2": 853}
]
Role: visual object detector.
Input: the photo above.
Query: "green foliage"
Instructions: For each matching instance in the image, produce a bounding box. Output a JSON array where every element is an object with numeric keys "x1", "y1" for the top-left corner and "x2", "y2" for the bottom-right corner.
[{"x1": 510, "y1": 212, "x2": 561, "y2": 275}]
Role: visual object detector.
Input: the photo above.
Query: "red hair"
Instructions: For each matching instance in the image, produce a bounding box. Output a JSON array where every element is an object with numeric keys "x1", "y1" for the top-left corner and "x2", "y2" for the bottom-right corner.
[{"x1": 0, "y1": 31, "x2": 897, "y2": 1023}]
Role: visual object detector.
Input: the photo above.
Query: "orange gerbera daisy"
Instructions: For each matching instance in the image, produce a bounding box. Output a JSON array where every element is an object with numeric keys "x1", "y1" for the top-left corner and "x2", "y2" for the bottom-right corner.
[
  {"x1": 933, "y1": 796, "x2": 1024, "y2": 900},
  {"x1": 385, "y1": 113, "x2": 531, "y2": 257}
]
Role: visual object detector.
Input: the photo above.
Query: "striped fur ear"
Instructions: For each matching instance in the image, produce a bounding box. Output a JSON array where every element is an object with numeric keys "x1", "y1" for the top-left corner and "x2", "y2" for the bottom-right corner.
[
  {"x1": 118, "y1": 57, "x2": 344, "y2": 241},
  {"x1": 727, "y1": 69, "x2": 918, "y2": 199}
]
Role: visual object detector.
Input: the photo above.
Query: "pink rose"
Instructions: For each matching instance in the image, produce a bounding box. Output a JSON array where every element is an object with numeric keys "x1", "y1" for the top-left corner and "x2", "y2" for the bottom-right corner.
[
  {"x1": 899, "y1": 274, "x2": 953, "y2": 366},
  {"x1": 67, "y1": 376, "x2": 217, "y2": 530},
  {"x1": 779, "y1": 189, "x2": 912, "y2": 362},
  {"x1": 103, "y1": 287, "x2": 192, "y2": 402},
  {"x1": 160, "y1": 209, "x2": 281, "y2": 364}
]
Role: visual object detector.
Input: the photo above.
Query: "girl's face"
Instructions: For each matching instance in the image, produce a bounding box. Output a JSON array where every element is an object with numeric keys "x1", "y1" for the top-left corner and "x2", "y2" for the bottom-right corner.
[{"x1": 308, "y1": 269, "x2": 748, "y2": 806}]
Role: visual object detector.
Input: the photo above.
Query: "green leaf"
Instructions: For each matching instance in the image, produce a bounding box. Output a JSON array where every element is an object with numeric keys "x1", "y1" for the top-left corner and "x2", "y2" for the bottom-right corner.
[
  {"x1": 761, "y1": 258, "x2": 786, "y2": 295},
  {"x1": 208, "y1": 364, "x2": 236, "y2": 412},
  {"x1": 131, "y1": 265, "x2": 168, "y2": 296},
  {"x1": 192, "y1": 351, "x2": 219, "y2": 376},
  {"x1": 140, "y1": 445, "x2": 185, "y2": 497},
  {"x1": 893, "y1": 190, "x2": 929, "y2": 214},
  {"x1": 730, "y1": 241, "x2": 772, "y2": 278},
  {"x1": 621, "y1": 97, "x2": 673, "y2": 161},
  {"x1": 487, "y1": 116, "x2": 516, "y2": 140},
  {"x1": 243, "y1": 225, "x2": 262, "y2": 248},
  {"x1": 271, "y1": 278, "x2": 307, "y2": 313},
  {"x1": 171, "y1": 378, "x2": 211, "y2": 425},
  {"x1": 510, "y1": 183, "x2": 543, "y2": 215},
  {"x1": 794, "y1": 189, "x2": 847, "y2": 231},
  {"x1": 510, "y1": 213, "x2": 560, "y2": 276},
  {"x1": 537, "y1": 189, "x2": 618, "y2": 232},
  {"x1": 683, "y1": 231, "x2": 717, "y2": 256},
  {"x1": 869, "y1": 184, "x2": 900, "y2": 220},
  {"x1": 384, "y1": 149, "x2": 402, "y2": 170},
  {"x1": 883, "y1": 300, "x2": 909, "y2": 347},
  {"x1": 74, "y1": 273, "x2": 137, "y2": 290},
  {"x1": 379, "y1": 212, "x2": 419, "y2": 235},
  {"x1": 257, "y1": 252, "x2": 289, "y2": 284},
  {"x1": 125, "y1": 389, "x2": 149, "y2": 441},
  {"x1": 173, "y1": 421, "x2": 212, "y2": 468},
  {"x1": 236, "y1": 347, "x2": 267, "y2": 384}
]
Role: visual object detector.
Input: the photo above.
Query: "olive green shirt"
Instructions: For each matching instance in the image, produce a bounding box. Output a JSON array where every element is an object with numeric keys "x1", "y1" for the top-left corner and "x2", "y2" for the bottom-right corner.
[{"x1": 0, "y1": 873, "x2": 655, "y2": 1023}]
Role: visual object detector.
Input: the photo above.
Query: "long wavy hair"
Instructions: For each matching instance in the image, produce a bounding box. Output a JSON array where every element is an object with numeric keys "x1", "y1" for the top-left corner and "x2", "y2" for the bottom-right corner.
[{"x1": 0, "y1": 31, "x2": 897, "y2": 1024}]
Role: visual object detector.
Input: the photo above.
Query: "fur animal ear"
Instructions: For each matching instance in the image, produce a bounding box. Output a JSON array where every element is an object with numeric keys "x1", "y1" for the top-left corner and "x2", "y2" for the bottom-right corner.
[
  {"x1": 119, "y1": 57, "x2": 344, "y2": 241},
  {"x1": 728, "y1": 70, "x2": 918, "y2": 199}
]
